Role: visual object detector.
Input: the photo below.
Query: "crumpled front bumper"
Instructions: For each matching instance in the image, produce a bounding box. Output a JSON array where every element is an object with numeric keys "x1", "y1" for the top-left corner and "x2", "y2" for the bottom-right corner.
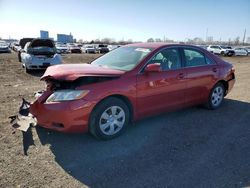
[
  {"x1": 30, "y1": 98, "x2": 93, "y2": 133},
  {"x1": 11, "y1": 91, "x2": 95, "y2": 133}
]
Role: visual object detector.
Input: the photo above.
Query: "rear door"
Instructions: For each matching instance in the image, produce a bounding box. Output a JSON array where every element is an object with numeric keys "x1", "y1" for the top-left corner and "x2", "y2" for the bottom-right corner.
[
  {"x1": 136, "y1": 47, "x2": 187, "y2": 117},
  {"x1": 181, "y1": 47, "x2": 219, "y2": 106}
]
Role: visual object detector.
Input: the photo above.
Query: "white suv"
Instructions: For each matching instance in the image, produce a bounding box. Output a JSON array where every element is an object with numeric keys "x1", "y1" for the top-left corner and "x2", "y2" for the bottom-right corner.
[{"x1": 207, "y1": 45, "x2": 235, "y2": 56}]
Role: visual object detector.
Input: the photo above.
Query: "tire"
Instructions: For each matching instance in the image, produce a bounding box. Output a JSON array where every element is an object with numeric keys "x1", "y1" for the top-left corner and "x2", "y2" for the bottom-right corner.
[
  {"x1": 206, "y1": 83, "x2": 225, "y2": 110},
  {"x1": 89, "y1": 97, "x2": 130, "y2": 140},
  {"x1": 18, "y1": 52, "x2": 21, "y2": 62},
  {"x1": 221, "y1": 51, "x2": 225, "y2": 56},
  {"x1": 25, "y1": 67, "x2": 31, "y2": 73}
]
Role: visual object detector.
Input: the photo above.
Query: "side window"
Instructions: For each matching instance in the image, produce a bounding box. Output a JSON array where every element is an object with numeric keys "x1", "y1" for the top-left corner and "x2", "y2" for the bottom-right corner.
[
  {"x1": 149, "y1": 48, "x2": 181, "y2": 70},
  {"x1": 184, "y1": 49, "x2": 207, "y2": 67},
  {"x1": 205, "y1": 56, "x2": 215, "y2": 65}
]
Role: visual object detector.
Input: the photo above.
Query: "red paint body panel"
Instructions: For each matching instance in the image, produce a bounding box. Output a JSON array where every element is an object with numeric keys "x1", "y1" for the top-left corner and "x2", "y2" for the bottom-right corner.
[
  {"x1": 41, "y1": 64, "x2": 125, "y2": 81},
  {"x1": 30, "y1": 43, "x2": 235, "y2": 133},
  {"x1": 30, "y1": 99, "x2": 95, "y2": 133}
]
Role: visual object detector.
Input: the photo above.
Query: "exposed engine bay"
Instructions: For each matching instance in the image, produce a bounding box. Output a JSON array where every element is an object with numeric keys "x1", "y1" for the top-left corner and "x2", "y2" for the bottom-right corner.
[{"x1": 9, "y1": 76, "x2": 118, "y2": 132}]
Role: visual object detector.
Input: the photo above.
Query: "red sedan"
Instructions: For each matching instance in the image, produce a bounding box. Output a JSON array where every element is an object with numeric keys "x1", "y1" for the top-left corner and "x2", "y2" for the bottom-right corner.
[{"x1": 30, "y1": 43, "x2": 235, "y2": 140}]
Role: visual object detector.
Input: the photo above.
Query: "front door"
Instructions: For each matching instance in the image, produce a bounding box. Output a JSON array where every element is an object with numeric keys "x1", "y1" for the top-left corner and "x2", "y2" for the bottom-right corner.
[{"x1": 136, "y1": 47, "x2": 187, "y2": 118}]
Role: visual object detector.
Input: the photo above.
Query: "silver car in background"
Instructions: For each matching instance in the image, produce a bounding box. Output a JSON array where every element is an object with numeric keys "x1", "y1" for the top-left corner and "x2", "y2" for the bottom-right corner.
[
  {"x1": 234, "y1": 47, "x2": 248, "y2": 56},
  {"x1": 55, "y1": 43, "x2": 70, "y2": 54},
  {"x1": 0, "y1": 41, "x2": 11, "y2": 53},
  {"x1": 81, "y1": 44, "x2": 98, "y2": 53}
]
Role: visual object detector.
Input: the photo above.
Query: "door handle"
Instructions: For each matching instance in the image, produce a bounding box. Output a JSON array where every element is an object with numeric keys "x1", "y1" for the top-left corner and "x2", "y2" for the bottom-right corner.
[
  {"x1": 177, "y1": 73, "x2": 185, "y2": 79},
  {"x1": 212, "y1": 68, "x2": 217, "y2": 72}
]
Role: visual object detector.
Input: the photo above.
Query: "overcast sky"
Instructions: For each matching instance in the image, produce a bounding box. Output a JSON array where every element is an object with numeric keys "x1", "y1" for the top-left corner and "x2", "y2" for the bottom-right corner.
[{"x1": 0, "y1": 0, "x2": 249, "y2": 41}]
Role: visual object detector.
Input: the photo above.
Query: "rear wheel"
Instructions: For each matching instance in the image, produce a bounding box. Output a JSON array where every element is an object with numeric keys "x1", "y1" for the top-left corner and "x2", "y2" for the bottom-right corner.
[
  {"x1": 89, "y1": 97, "x2": 130, "y2": 140},
  {"x1": 206, "y1": 83, "x2": 225, "y2": 110}
]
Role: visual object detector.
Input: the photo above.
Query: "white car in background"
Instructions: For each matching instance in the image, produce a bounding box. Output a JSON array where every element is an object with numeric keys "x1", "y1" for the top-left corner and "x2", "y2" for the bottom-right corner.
[
  {"x1": 55, "y1": 43, "x2": 70, "y2": 54},
  {"x1": 67, "y1": 43, "x2": 81, "y2": 53},
  {"x1": 81, "y1": 44, "x2": 98, "y2": 53},
  {"x1": 108, "y1": 45, "x2": 121, "y2": 51},
  {"x1": 207, "y1": 45, "x2": 235, "y2": 56},
  {"x1": 20, "y1": 39, "x2": 62, "y2": 73},
  {"x1": 13, "y1": 43, "x2": 21, "y2": 52},
  {"x1": 234, "y1": 47, "x2": 248, "y2": 56},
  {"x1": 0, "y1": 41, "x2": 11, "y2": 53}
]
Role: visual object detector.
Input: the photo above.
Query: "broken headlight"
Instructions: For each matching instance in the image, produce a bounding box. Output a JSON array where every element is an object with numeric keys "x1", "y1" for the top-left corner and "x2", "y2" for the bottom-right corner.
[{"x1": 46, "y1": 90, "x2": 89, "y2": 103}]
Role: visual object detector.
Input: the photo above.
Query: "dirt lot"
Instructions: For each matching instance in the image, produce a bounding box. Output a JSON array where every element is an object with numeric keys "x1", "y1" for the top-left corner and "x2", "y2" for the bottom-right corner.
[{"x1": 0, "y1": 52, "x2": 250, "y2": 188}]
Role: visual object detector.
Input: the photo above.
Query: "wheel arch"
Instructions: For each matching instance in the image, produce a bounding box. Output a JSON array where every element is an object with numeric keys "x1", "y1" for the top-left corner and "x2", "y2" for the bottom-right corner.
[
  {"x1": 214, "y1": 80, "x2": 228, "y2": 96},
  {"x1": 89, "y1": 94, "x2": 134, "y2": 124}
]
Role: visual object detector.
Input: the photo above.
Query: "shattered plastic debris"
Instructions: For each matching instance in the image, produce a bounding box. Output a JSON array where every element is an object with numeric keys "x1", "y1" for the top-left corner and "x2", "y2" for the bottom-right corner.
[
  {"x1": 9, "y1": 114, "x2": 37, "y2": 132},
  {"x1": 9, "y1": 98, "x2": 37, "y2": 133}
]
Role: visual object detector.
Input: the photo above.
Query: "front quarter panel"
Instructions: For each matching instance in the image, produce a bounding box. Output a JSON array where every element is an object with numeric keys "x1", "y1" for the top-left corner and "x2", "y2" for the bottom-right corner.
[{"x1": 77, "y1": 74, "x2": 137, "y2": 118}]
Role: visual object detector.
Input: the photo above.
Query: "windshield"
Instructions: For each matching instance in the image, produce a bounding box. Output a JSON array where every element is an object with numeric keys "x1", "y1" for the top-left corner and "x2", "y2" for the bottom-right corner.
[
  {"x1": 220, "y1": 46, "x2": 227, "y2": 49},
  {"x1": 91, "y1": 46, "x2": 152, "y2": 71}
]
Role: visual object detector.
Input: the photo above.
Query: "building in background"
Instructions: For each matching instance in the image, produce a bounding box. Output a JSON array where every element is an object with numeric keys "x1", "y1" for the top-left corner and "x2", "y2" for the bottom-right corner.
[
  {"x1": 40, "y1": 30, "x2": 49, "y2": 39},
  {"x1": 57, "y1": 33, "x2": 73, "y2": 43}
]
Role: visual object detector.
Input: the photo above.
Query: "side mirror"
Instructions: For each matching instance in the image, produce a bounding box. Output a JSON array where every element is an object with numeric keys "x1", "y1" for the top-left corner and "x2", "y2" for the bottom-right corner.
[{"x1": 144, "y1": 64, "x2": 161, "y2": 73}]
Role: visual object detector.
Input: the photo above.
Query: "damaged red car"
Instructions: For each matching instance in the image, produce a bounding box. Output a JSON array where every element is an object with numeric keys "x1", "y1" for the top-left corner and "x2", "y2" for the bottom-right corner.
[{"x1": 29, "y1": 43, "x2": 235, "y2": 140}]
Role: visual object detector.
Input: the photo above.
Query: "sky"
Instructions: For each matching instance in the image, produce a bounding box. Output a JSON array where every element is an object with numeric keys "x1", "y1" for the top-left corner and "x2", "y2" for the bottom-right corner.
[{"x1": 0, "y1": 0, "x2": 249, "y2": 42}]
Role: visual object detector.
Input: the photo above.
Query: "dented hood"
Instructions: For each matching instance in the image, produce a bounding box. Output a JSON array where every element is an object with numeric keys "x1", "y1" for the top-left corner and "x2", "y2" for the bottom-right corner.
[{"x1": 41, "y1": 64, "x2": 125, "y2": 81}]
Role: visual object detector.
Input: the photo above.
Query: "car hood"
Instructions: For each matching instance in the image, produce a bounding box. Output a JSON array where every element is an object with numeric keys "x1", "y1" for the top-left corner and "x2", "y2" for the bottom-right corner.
[{"x1": 41, "y1": 64, "x2": 125, "y2": 81}]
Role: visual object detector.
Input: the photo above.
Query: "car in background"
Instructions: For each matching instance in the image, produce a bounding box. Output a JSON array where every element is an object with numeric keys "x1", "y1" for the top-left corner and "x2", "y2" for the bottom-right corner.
[
  {"x1": 67, "y1": 43, "x2": 81, "y2": 53},
  {"x1": 55, "y1": 43, "x2": 70, "y2": 54},
  {"x1": 207, "y1": 45, "x2": 235, "y2": 56},
  {"x1": 20, "y1": 39, "x2": 62, "y2": 73},
  {"x1": 234, "y1": 47, "x2": 248, "y2": 56},
  {"x1": 108, "y1": 45, "x2": 121, "y2": 51},
  {"x1": 29, "y1": 43, "x2": 235, "y2": 140},
  {"x1": 12, "y1": 43, "x2": 21, "y2": 52},
  {"x1": 96, "y1": 44, "x2": 109, "y2": 53},
  {"x1": 196, "y1": 45, "x2": 208, "y2": 50},
  {"x1": 244, "y1": 47, "x2": 250, "y2": 55},
  {"x1": 81, "y1": 44, "x2": 98, "y2": 53},
  {"x1": 0, "y1": 41, "x2": 11, "y2": 53},
  {"x1": 18, "y1": 38, "x2": 35, "y2": 62}
]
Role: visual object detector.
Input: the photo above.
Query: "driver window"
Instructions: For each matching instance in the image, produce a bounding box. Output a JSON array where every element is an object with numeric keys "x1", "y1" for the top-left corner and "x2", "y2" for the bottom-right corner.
[{"x1": 149, "y1": 48, "x2": 181, "y2": 71}]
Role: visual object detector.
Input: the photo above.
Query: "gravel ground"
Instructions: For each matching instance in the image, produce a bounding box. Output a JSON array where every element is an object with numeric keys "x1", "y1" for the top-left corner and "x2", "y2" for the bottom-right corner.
[{"x1": 0, "y1": 52, "x2": 250, "y2": 188}]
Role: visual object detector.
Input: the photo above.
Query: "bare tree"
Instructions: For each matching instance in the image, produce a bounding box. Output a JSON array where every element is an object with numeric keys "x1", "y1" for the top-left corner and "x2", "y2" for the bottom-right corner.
[
  {"x1": 94, "y1": 39, "x2": 100, "y2": 44},
  {"x1": 147, "y1": 38, "x2": 154, "y2": 42},
  {"x1": 155, "y1": 38, "x2": 162, "y2": 42},
  {"x1": 247, "y1": 37, "x2": 250, "y2": 44},
  {"x1": 234, "y1": 36, "x2": 240, "y2": 45}
]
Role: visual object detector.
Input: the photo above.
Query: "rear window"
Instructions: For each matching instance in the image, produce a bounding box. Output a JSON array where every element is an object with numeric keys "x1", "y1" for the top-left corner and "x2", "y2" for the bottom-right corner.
[{"x1": 184, "y1": 49, "x2": 206, "y2": 67}]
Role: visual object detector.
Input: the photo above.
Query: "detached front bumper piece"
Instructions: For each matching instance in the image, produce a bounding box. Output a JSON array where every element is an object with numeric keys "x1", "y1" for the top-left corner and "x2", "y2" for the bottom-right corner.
[{"x1": 9, "y1": 98, "x2": 37, "y2": 132}]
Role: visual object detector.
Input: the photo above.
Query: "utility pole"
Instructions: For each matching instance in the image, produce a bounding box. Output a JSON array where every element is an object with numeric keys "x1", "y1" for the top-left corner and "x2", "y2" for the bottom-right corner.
[
  {"x1": 206, "y1": 28, "x2": 208, "y2": 43},
  {"x1": 242, "y1": 28, "x2": 246, "y2": 45}
]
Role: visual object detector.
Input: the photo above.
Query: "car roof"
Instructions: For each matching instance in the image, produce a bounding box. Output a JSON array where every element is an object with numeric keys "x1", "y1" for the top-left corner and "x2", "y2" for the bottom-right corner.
[{"x1": 126, "y1": 42, "x2": 200, "y2": 50}]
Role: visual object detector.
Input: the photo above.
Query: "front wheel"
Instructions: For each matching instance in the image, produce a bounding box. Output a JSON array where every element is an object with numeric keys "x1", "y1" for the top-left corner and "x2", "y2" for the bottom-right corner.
[
  {"x1": 25, "y1": 66, "x2": 31, "y2": 73},
  {"x1": 89, "y1": 97, "x2": 130, "y2": 140},
  {"x1": 206, "y1": 83, "x2": 225, "y2": 110}
]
